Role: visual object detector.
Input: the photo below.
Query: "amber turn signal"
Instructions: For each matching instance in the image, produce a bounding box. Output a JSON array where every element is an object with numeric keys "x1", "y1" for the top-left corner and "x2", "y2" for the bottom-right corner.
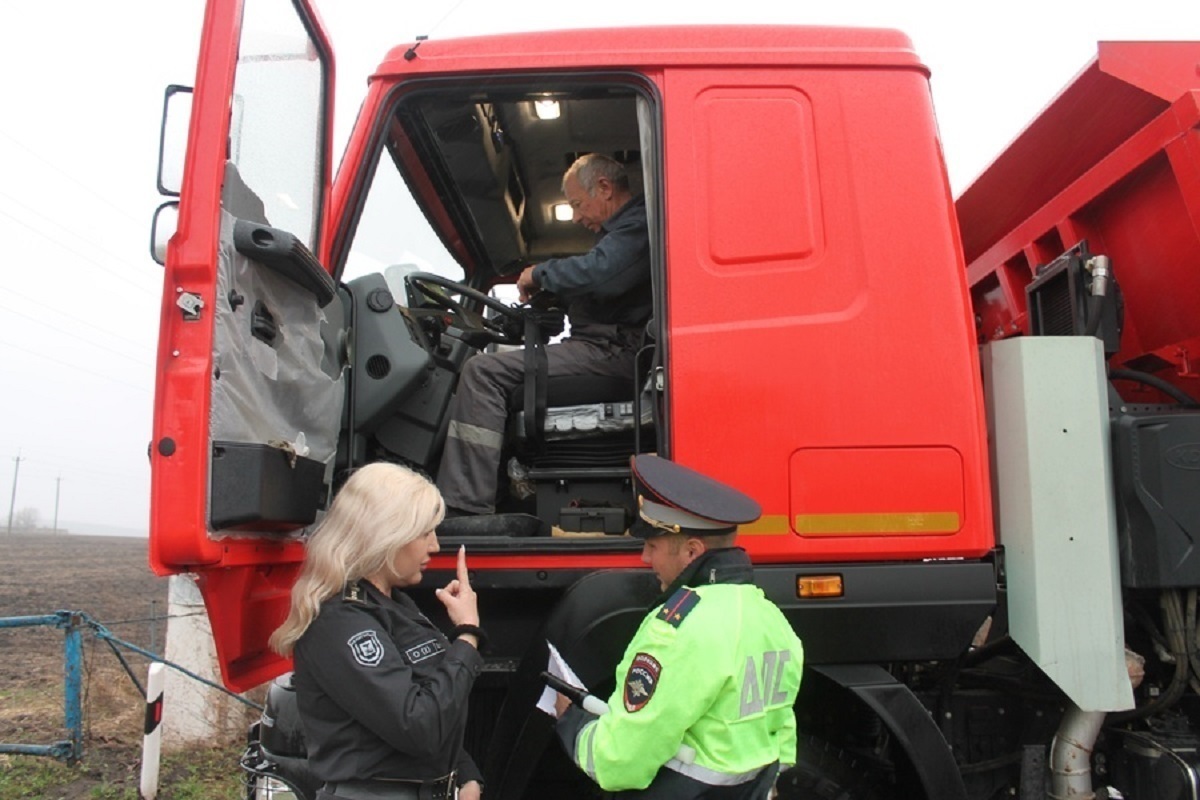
[{"x1": 797, "y1": 575, "x2": 844, "y2": 598}]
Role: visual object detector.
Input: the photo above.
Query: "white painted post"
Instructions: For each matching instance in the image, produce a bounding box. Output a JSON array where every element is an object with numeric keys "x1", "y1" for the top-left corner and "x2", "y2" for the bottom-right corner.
[
  {"x1": 139, "y1": 662, "x2": 165, "y2": 800},
  {"x1": 161, "y1": 575, "x2": 255, "y2": 748}
]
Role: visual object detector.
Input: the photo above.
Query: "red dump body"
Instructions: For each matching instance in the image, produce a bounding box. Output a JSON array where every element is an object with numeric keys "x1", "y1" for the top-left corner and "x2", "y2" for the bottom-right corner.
[{"x1": 959, "y1": 41, "x2": 1200, "y2": 399}]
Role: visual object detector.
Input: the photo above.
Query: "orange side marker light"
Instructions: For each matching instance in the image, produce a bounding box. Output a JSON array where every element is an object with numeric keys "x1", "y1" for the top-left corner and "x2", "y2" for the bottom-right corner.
[{"x1": 797, "y1": 575, "x2": 844, "y2": 598}]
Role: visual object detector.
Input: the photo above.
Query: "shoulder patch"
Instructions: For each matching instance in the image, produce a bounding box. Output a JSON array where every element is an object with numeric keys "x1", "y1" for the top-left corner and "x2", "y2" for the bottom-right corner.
[
  {"x1": 624, "y1": 652, "x2": 662, "y2": 713},
  {"x1": 656, "y1": 588, "x2": 700, "y2": 628},
  {"x1": 347, "y1": 630, "x2": 385, "y2": 667}
]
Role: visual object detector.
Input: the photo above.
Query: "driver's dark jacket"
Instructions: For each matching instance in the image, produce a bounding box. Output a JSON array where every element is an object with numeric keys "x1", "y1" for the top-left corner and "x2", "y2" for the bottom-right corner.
[
  {"x1": 532, "y1": 194, "x2": 651, "y2": 334},
  {"x1": 293, "y1": 579, "x2": 483, "y2": 786}
]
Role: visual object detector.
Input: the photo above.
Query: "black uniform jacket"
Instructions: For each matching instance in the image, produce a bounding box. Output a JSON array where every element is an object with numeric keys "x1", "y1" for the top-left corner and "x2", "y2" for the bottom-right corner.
[{"x1": 293, "y1": 579, "x2": 484, "y2": 785}]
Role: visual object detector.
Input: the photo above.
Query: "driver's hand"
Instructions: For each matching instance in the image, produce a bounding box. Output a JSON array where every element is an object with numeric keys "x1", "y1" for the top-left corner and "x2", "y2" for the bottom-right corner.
[{"x1": 517, "y1": 265, "x2": 539, "y2": 303}]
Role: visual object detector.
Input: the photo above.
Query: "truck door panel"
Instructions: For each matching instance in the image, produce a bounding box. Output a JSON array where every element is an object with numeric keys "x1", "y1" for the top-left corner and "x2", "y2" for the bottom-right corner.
[
  {"x1": 151, "y1": 0, "x2": 337, "y2": 689},
  {"x1": 662, "y1": 65, "x2": 992, "y2": 562}
]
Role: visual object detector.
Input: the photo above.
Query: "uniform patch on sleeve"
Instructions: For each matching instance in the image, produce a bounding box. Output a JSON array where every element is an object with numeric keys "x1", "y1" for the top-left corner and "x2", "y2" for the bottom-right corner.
[
  {"x1": 624, "y1": 652, "x2": 662, "y2": 713},
  {"x1": 656, "y1": 588, "x2": 700, "y2": 628},
  {"x1": 347, "y1": 630, "x2": 385, "y2": 667},
  {"x1": 403, "y1": 638, "x2": 445, "y2": 665}
]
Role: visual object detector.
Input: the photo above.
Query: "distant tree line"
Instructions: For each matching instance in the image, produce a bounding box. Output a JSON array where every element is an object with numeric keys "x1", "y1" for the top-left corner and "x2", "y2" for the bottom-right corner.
[{"x1": 12, "y1": 506, "x2": 44, "y2": 530}]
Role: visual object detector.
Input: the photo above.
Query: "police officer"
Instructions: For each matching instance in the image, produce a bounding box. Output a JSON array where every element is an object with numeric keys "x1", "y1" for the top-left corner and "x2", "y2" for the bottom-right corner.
[
  {"x1": 270, "y1": 463, "x2": 485, "y2": 800},
  {"x1": 553, "y1": 455, "x2": 804, "y2": 798}
]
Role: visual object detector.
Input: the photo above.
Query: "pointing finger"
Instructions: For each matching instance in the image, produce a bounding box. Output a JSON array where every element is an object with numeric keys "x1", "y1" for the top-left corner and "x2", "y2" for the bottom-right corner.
[{"x1": 457, "y1": 545, "x2": 470, "y2": 586}]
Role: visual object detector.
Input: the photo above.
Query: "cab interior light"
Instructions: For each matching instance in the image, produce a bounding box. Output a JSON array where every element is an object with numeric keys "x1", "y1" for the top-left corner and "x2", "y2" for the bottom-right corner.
[{"x1": 534, "y1": 99, "x2": 561, "y2": 120}]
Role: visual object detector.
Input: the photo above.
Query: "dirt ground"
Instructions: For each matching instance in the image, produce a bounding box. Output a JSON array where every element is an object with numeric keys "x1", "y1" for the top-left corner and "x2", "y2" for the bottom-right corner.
[{"x1": 0, "y1": 531, "x2": 242, "y2": 798}]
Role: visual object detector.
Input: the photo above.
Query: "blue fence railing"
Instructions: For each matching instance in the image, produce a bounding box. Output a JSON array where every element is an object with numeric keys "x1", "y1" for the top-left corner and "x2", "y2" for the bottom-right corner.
[
  {"x1": 0, "y1": 611, "x2": 84, "y2": 763},
  {"x1": 0, "y1": 609, "x2": 262, "y2": 765}
]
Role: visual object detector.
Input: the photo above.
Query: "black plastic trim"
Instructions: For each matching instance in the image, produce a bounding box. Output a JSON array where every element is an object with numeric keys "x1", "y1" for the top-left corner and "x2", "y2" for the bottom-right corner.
[{"x1": 233, "y1": 219, "x2": 336, "y2": 307}]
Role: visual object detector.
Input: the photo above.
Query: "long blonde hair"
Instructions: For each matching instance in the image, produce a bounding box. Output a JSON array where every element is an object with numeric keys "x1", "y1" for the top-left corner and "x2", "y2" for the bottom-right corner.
[{"x1": 269, "y1": 463, "x2": 445, "y2": 655}]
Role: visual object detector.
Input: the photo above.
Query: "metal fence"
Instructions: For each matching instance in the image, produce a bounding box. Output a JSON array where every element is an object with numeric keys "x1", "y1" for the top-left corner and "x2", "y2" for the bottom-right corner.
[{"x1": 0, "y1": 608, "x2": 260, "y2": 765}]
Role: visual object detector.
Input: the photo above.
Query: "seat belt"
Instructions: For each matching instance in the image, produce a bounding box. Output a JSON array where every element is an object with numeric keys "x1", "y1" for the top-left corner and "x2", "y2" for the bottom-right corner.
[{"x1": 522, "y1": 313, "x2": 549, "y2": 449}]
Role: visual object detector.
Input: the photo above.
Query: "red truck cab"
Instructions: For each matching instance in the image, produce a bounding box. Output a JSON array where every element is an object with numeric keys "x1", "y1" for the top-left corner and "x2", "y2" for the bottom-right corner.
[{"x1": 153, "y1": 1, "x2": 1001, "y2": 796}]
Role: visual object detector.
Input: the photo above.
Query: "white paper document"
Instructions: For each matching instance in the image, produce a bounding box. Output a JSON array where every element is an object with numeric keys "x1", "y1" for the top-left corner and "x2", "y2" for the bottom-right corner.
[{"x1": 536, "y1": 640, "x2": 588, "y2": 716}]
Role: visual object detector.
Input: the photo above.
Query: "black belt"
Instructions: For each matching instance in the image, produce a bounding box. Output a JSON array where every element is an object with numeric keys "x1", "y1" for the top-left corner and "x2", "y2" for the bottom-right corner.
[{"x1": 322, "y1": 772, "x2": 456, "y2": 800}]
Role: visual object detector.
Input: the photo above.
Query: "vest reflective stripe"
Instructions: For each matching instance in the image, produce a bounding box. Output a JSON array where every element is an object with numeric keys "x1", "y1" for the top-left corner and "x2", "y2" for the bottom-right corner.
[
  {"x1": 579, "y1": 720, "x2": 600, "y2": 781},
  {"x1": 663, "y1": 758, "x2": 766, "y2": 786}
]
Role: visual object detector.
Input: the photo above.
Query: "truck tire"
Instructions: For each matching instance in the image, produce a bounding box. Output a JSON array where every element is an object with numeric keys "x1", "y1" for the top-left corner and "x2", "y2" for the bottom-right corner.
[{"x1": 776, "y1": 735, "x2": 892, "y2": 800}]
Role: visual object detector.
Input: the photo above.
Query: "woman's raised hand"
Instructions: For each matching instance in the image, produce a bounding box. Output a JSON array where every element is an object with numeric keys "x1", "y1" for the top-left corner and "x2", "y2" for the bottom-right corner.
[{"x1": 435, "y1": 545, "x2": 479, "y2": 627}]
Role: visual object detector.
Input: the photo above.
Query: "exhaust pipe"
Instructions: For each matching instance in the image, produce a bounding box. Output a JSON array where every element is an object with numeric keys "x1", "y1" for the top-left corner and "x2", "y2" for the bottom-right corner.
[
  {"x1": 1048, "y1": 649, "x2": 1145, "y2": 799},
  {"x1": 1048, "y1": 706, "x2": 1105, "y2": 800}
]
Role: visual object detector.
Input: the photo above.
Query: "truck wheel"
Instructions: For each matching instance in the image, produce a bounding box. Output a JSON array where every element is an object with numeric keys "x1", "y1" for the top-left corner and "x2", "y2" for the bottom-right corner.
[{"x1": 775, "y1": 735, "x2": 891, "y2": 800}]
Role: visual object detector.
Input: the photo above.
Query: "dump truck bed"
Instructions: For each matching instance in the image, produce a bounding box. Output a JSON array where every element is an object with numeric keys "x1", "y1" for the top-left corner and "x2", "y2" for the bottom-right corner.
[{"x1": 958, "y1": 41, "x2": 1200, "y2": 398}]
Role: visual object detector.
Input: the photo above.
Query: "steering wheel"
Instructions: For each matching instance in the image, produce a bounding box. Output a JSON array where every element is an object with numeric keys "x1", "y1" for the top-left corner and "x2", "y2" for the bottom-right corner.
[{"x1": 404, "y1": 272, "x2": 526, "y2": 347}]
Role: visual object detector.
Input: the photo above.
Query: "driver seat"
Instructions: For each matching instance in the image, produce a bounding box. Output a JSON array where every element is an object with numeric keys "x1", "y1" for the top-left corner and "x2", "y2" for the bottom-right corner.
[{"x1": 503, "y1": 335, "x2": 656, "y2": 534}]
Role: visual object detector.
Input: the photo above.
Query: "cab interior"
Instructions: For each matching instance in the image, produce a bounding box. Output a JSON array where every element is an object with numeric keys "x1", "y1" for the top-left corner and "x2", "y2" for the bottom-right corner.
[{"x1": 330, "y1": 77, "x2": 663, "y2": 544}]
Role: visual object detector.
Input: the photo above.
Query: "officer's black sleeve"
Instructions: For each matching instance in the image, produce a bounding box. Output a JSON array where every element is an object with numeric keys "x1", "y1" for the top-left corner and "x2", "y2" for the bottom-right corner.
[
  {"x1": 297, "y1": 603, "x2": 483, "y2": 762},
  {"x1": 455, "y1": 750, "x2": 483, "y2": 786},
  {"x1": 554, "y1": 703, "x2": 598, "y2": 756}
]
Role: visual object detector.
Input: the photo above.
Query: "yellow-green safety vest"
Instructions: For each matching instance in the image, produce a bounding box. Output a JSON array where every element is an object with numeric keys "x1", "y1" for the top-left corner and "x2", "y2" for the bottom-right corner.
[{"x1": 572, "y1": 582, "x2": 804, "y2": 792}]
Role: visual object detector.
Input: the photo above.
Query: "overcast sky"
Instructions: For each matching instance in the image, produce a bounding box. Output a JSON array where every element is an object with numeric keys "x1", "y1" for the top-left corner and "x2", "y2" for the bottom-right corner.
[{"x1": 0, "y1": 0, "x2": 1194, "y2": 535}]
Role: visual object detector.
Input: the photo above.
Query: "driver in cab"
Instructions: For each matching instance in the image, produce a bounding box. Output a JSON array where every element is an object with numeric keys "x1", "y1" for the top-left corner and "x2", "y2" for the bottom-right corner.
[{"x1": 436, "y1": 152, "x2": 651, "y2": 515}]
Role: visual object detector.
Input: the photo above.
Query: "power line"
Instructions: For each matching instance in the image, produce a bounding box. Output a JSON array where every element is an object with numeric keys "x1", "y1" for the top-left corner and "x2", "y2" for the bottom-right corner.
[
  {"x1": 0, "y1": 337, "x2": 151, "y2": 394},
  {"x1": 0, "y1": 185, "x2": 162, "y2": 294},
  {"x1": 0, "y1": 206, "x2": 157, "y2": 298},
  {"x1": 0, "y1": 127, "x2": 147, "y2": 227},
  {"x1": 0, "y1": 303, "x2": 153, "y2": 367},
  {"x1": 0, "y1": 284, "x2": 149, "y2": 350},
  {"x1": 0, "y1": 441, "x2": 147, "y2": 474},
  {"x1": 17, "y1": 460, "x2": 146, "y2": 492}
]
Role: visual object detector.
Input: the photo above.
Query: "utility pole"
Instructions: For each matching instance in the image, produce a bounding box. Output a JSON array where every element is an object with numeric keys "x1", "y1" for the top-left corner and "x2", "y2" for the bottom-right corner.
[
  {"x1": 6, "y1": 452, "x2": 22, "y2": 535},
  {"x1": 53, "y1": 476, "x2": 62, "y2": 534}
]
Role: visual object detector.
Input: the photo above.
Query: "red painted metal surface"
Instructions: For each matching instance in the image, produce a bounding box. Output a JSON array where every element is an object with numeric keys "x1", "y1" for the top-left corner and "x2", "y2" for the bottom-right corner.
[
  {"x1": 149, "y1": 0, "x2": 336, "y2": 690},
  {"x1": 659, "y1": 62, "x2": 992, "y2": 563},
  {"x1": 958, "y1": 42, "x2": 1200, "y2": 406},
  {"x1": 159, "y1": 19, "x2": 1000, "y2": 688}
]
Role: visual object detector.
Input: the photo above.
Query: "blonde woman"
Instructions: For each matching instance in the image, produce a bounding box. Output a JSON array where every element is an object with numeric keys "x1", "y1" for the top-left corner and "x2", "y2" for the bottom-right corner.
[{"x1": 271, "y1": 463, "x2": 485, "y2": 800}]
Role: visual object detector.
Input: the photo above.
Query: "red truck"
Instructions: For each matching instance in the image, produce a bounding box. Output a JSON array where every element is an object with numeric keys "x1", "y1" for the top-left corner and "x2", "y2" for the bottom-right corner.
[{"x1": 148, "y1": 1, "x2": 1200, "y2": 796}]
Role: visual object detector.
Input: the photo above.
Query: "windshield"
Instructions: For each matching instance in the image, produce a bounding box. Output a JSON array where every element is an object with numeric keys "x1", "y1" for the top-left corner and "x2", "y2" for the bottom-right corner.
[{"x1": 340, "y1": 147, "x2": 465, "y2": 291}]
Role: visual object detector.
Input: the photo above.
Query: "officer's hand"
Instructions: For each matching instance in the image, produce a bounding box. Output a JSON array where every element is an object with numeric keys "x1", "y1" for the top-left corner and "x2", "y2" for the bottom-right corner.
[
  {"x1": 458, "y1": 780, "x2": 482, "y2": 800},
  {"x1": 554, "y1": 692, "x2": 571, "y2": 718},
  {"x1": 435, "y1": 545, "x2": 479, "y2": 627}
]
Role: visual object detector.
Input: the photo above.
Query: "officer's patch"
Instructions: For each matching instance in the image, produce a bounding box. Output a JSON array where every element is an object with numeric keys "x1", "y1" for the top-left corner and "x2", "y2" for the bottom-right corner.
[
  {"x1": 656, "y1": 588, "x2": 700, "y2": 628},
  {"x1": 624, "y1": 652, "x2": 662, "y2": 713},
  {"x1": 404, "y1": 638, "x2": 445, "y2": 665},
  {"x1": 347, "y1": 630, "x2": 385, "y2": 667}
]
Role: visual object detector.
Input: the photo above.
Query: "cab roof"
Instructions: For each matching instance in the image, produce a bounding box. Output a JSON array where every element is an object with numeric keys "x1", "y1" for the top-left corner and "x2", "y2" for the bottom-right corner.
[{"x1": 378, "y1": 25, "x2": 925, "y2": 76}]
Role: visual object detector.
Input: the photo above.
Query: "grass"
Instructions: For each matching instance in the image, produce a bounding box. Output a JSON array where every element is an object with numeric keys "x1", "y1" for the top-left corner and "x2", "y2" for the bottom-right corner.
[{"x1": 0, "y1": 744, "x2": 245, "y2": 800}]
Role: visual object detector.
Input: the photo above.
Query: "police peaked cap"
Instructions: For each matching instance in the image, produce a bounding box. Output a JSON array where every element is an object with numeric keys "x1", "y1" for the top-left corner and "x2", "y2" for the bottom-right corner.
[{"x1": 630, "y1": 454, "x2": 761, "y2": 538}]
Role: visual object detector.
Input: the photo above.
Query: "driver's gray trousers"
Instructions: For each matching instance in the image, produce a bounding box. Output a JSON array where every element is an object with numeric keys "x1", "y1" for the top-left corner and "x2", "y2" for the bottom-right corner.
[{"x1": 436, "y1": 325, "x2": 640, "y2": 514}]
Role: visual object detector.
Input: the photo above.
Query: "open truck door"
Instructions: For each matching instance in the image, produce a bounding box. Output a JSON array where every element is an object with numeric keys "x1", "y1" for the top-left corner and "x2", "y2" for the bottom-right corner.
[{"x1": 150, "y1": 0, "x2": 338, "y2": 692}]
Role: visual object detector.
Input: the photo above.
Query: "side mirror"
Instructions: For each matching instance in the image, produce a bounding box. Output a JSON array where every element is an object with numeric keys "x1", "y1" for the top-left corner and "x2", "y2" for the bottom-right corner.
[
  {"x1": 156, "y1": 85, "x2": 193, "y2": 197},
  {"x1": 150, "y1": 202, "x2": 179, "y2": 266}
]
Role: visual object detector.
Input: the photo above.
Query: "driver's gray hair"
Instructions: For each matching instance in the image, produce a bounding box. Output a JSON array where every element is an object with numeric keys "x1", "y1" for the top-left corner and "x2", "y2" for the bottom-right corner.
[{"x1": 564, "y1": 153, "x2": 630, "y2": 196}]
